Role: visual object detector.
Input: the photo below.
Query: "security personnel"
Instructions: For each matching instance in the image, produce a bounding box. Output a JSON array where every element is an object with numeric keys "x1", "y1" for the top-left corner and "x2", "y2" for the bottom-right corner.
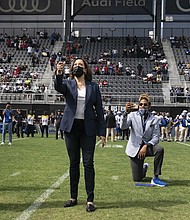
[
  {"x1": 27, "y1": 110, "x2": 35, "y2": 137},
  {"x1": 41, "y1": 111, "x2": 49, "y2": 138},
  {"x1": 54, "y1": 110, "x2": 63, "y2": 140}
]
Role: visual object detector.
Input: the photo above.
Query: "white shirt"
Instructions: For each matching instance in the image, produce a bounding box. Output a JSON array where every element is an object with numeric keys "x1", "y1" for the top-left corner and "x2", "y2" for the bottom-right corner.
[{"x1": 74, "y1": 87, "x2": 86, "y2": 119}]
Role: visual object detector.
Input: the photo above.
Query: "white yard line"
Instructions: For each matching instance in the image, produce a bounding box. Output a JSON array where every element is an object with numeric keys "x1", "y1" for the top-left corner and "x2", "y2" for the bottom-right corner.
[
  {"x1": 16, "y1": 171, "x2": 69, "y2": 220},
  {"x1": 179, "y1": 142, "x2": 190, "y2": 147},
  {"x1": 12, "y1": 138, "x2": 27, "y2": 141},
  {"x1": 10, "y1": 171, "x2": 21, "y2": 177},
  {"x1": 16, "y1": 140, "x2": 101, "y2": 220}
]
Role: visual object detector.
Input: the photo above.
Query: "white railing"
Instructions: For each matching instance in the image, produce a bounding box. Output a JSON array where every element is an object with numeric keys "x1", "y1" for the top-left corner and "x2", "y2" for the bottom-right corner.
[
  {"x1": 0, "y1": 93, "x2": 158, "y2": 105},
  {"x1": 1, "y1": 92, "x2": 190, "y2": 106}
]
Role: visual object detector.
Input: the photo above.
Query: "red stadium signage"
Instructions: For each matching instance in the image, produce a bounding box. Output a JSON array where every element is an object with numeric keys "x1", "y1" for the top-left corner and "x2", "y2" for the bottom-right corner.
[
  {"x1": 166, "y1": 0, "x2": 190, "y2": 14},
  {"x1": 74, "y1": 0, "x2": 153, "y2": 15}
]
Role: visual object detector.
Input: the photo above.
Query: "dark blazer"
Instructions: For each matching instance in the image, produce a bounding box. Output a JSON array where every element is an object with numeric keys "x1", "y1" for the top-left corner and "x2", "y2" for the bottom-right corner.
[
  {"x1": 106, "y1": 112, "x2": 116, "y2": 128},
  {"x1": 54, "y1": 75, "x2": 106, "y2": 137}
]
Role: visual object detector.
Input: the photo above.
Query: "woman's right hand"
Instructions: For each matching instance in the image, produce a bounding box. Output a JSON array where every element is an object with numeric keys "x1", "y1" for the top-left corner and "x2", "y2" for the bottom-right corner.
[{"x1": 56, "y1": 61, "x2": 64, "y2": 75}]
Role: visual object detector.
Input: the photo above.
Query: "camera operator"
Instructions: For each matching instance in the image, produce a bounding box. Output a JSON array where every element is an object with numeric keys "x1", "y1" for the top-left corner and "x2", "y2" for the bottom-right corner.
[{"x1": 1, "y1": 102, "x2": 13, "y2": 146}]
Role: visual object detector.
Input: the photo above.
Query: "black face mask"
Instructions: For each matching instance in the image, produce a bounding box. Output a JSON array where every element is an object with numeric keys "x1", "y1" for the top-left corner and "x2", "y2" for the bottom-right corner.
[{"x1": 73, "y1": 66, "x2": 84, "y2": 77}]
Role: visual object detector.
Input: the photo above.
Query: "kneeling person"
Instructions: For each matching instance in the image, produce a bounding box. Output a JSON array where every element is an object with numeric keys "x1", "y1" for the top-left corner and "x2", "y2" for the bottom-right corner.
[{"x1": 122, "y1": 94, "x2": 167, "y2": 187}]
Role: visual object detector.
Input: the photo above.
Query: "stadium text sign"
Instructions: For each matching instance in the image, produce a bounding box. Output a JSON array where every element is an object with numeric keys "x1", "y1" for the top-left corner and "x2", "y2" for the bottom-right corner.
[
  {"x1": 75, "y1": 0, "x2": 152, "y2": 15},
  {"x1": 166, "y1": 0, "x2": 190, "y2": 14},
  {"x1": 81, "y1": 0, "x2": 146, "y2": 7}
]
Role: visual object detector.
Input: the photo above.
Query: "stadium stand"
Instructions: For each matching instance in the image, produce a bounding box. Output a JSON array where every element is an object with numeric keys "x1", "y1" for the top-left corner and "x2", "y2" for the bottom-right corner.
[{"x1": 60, "y1": 36, "x2": 167, "y2": 104}]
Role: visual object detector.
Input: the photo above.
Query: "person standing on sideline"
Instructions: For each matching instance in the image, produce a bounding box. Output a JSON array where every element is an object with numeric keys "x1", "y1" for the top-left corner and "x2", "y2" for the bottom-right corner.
[
  {"x1": 54, "y1": 58, "x2": 106, "y2": 212},
  {"x1": 41, "y1": 111, "x2": 49, "y2": 138},
  {"x1": 54, "y1": 110, "x2": 63, "y2": 140},
  {"x1": 1, "y1": 102, "x2": 13, "y2": 145},
  {"x1": 14, "y1": 109, "x2": 24, "y2": 138},
  {"x1": 122, "y1": 94, "x2": 167, "y2": 187},
  {"x1": 115, "y1": 111, "x2": 123, "y2": 140},
  {"x1": 106, "y1": 109, "x2": 116, "y2": 142},
  {"x1": 173, "y1": 114, "x2": 180, "y2": 141},
  {"x1": 26, "y1": 110, "x2": 35, "y2": 137}
]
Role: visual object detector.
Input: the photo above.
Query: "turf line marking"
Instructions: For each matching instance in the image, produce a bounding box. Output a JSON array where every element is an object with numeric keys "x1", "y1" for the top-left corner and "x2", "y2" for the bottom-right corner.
[
  {"x1": 16, "y1": 140, "x2": 101, "y2": 220},
  {"x1": 12, "y1": 138, "x2": 27, "y2": 141},
  {"x1": 10, "y1": 171, "x2": 21, "y2": 177},
  {"x1": 16, "y1": 171, "x2": 69, "y2": 220},
  {"x1": 179, "y1": 142, "x2": 190, "y2": 147}
]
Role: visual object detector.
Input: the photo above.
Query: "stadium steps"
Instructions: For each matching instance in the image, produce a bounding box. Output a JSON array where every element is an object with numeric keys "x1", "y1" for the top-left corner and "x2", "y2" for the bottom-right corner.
[
  {"x1": 162, "y1": 40, "x2": 186, "y2": 104},
  {"x1": 162, "y1": 40, "x2": 183, "y2": 87},
  {"x1": 41, "y1": 40, "x2": 64, "y2": 86}
]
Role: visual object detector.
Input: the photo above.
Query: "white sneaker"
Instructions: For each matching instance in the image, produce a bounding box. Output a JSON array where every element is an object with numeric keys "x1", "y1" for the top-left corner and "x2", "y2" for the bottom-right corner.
[
  {"x1": 8, "y1": 142, "x2": 12, "y2": 146},
  {"x1": 0, "y1": 142, "x2": 5, "y2": 145},
  {"x1": 151, "y1": 177, "x2": 167, "y2": 187}
]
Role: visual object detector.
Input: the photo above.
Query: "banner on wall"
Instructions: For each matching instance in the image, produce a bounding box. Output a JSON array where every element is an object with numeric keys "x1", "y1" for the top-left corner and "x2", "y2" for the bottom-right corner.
[
  {"x1": 166, "y1": 0, "x2": 190, "y2": 14},
  {"x1": 74, "y1": 0, "x2": 153, "y2": 15},
  {"x1": 0, "y1": 0, "x2": 62, "y2": 15}
]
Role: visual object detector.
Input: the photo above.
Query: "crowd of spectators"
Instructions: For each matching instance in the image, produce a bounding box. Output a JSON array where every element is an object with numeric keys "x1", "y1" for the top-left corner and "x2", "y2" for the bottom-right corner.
[
  {"x1": 57, "y1": 35, "x2": 168, "y2": 84},
  {"x1": 170, "y1": 86, "x2": 190, "y2": 103},
  {"x1": 0, "y1": 30, "x2": 62, "y2": 95},
  {"x1": 170, "y1": 35, "x2": 190, "y2": 80}
]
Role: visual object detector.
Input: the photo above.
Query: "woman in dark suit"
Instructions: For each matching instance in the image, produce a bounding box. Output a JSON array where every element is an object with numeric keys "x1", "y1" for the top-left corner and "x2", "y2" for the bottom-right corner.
[{"x1": 54, "y1": 58, "x2": 106, "y2": 212}]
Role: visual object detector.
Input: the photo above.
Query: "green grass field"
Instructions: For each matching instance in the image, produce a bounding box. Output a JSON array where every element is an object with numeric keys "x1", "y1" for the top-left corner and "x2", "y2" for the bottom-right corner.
[{"x1": 0, "y1": 134, "x2": 190, "y2": 220}]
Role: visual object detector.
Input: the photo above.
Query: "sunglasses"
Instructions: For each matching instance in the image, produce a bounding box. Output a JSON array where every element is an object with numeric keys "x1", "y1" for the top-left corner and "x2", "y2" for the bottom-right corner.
[{"x1": 139, "y1": 103, "x2": 148, "y2": 107}]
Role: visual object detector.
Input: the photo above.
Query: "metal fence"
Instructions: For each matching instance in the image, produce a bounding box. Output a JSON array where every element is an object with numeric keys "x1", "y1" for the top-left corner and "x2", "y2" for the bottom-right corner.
[
  {"x1": 0, "y1": 28, "x2": 190, "y2": 39},
  {"x1": 0, "y1": 92, "x2": 174, "y2": 105}
]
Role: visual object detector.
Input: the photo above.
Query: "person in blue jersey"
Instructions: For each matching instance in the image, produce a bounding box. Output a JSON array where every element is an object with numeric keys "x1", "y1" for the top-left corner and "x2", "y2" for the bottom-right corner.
[
  {"x1": 1, "y1": 102, "x2": 13, "y2": 146},
  {"x1": 54, "y1": 58, "x2": 106, "y2": 212}
]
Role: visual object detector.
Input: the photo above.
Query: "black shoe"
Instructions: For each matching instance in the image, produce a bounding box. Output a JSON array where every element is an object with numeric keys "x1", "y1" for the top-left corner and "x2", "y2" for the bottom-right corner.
[
  {"x1": 64, "y1": 199, "x2": 77, "y2": 208},
  {"x1": 86, "y1": 203, "x2": 95, "y2": 212}
]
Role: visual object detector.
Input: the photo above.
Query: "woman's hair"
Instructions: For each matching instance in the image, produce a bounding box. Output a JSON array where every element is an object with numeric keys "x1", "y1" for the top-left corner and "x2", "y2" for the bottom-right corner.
[
  {"x1": 69, "y1": 58, "x2": 92, "y2": 81},
  {"x1": 139, "y1": 93, "x2": 151, "y2": 106}
]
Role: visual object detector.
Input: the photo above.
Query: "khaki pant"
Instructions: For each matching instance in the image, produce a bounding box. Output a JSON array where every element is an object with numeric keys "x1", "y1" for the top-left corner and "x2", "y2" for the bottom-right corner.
[
  {"x1": 179, "y1": 127, "x2": 188, "y2": 142},
  {"x1": 174, "y1": 126, "x2": 180, "y2": 141},
  {"x1": 106, "y1": 128, "x2": 115, "y2": 142},
  {"x1": 161, "y1": 126, "x2": 169, "y2": 141}
]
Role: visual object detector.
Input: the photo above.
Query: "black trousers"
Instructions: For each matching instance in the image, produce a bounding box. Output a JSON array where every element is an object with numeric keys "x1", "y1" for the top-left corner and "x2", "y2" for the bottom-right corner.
[
  {"x1": 41, "y1": 125, "x2": 48, "y2": 137},
  {"x1": 27, "y1": 124, "x2": 34, "y2": 137},
  {"x1": 129, "y1": 144, "x2": 164, "y2": 182},
  {"x1": 64, "y1": 119, "x2": 96, "y2": 202},
  {"x1": 56, "y1": 126, "x2": 63, "y2": 139},
  {"x1": 16, "y1": 123, "x2": 23, "y2": 138}
]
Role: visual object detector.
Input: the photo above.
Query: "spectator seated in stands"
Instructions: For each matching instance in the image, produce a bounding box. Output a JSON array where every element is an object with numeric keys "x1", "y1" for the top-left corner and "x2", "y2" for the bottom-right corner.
[
  {"x1": 112, "y1": 48, "x2": 118, "y2": 58},
  {"x1": 125, "y1": 65, "x2": 131, "y2": 76},
  {"x1": 98, "y1": 79, "x2": 108, "y2": 87},
  {"x1": 97, "y1": 36, "x2": 102, "y2": 42},
  {"x1": 0, "y1": 33, "x2": 6, "y2": 42},
  {"x1": 30, "y1": 71, "x2": 39, "y2": 79},
  {"x1": 19, "y1": 63, "x2": 28, "y2": 71},
  {"x1": 86, "y1": 36, "x2": 91, "y2": 42},
  {"x1": 185, "y1": 49, "x2": 190, "y2": 55},
  {"x1": 130, "y1": 70, "x2": 136, "y2": 79},
  {"x1": 41, "y1": 47, "x2": 50, "y2": 57},
  {"x1": 94, "y1": 65, "x2": 101, "y2": 75},
  {"x1": 39, "y1": 30, "x2": 44, "y2": 39},
  {"x1": 24, "y1": 78, "x2": 31, "y2": 88}
]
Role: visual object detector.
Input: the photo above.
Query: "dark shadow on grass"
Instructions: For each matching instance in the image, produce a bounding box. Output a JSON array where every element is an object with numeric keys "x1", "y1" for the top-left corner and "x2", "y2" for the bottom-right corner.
[
  {"x1": 136, "y1": 177, "x2": 190, "y2": 186},
  {"x1": 166, "y1": 179, "x2": 190, "y2": 186},
  {"x1": 96, "y1": 199, "x2": 188, "y2": 211},
  {"x1": 0, "y1": 199, "x2": 188, "y2": 212},
  {"x1": 0, "y1": 186, "x2": 49, "y2": 192},
  {"x1": 0, "y1": 201, "x2": 68, "y2": 212}
]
